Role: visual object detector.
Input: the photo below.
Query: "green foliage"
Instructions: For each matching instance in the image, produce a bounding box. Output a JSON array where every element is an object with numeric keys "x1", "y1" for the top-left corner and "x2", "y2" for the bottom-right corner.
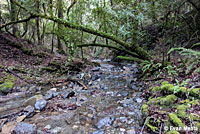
[
  {"x1": 168, "y1": 47, "x2": 200, "y2": 74},
  {"x1": 173, "y1": 79, "x2": 190, "y2": 94}
]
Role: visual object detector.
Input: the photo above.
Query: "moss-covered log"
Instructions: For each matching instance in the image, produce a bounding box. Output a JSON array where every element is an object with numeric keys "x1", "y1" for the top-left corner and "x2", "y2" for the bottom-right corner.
[
  {"x1": 77, "y1": 43, "x2": 139, "y2": 58},
  {"x1": 5, "y1": 0, "x2": 151, "y2": 61}
]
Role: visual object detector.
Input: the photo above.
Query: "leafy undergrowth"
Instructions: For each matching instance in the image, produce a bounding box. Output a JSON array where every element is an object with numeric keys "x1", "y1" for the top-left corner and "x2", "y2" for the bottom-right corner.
[{"x1": 141, "y1": 49, "x2": 200, "y2": 133}]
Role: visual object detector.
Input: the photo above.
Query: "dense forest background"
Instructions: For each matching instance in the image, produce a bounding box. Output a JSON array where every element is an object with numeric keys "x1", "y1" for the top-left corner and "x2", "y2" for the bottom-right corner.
[{"x1": 0, "y1": 0, "x2": 199, "y2": 61}]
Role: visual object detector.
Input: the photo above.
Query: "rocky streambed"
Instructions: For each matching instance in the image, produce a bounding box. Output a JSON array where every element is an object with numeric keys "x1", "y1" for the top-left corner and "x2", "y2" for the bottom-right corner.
[{"x1": 0, "y1": 60, "x2": 145, "y2": 134}]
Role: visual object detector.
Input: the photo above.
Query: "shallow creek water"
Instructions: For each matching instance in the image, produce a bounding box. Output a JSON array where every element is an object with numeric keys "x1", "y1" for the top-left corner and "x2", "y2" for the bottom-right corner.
[{"x1": 0, "y1": 60, "x2": 145, "y2": 134}]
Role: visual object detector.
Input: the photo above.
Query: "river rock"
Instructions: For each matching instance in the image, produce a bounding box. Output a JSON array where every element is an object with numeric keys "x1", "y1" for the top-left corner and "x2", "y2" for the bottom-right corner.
[
  {"x1": 61, "y1": 91, "x2": 75, "y2": 99},
  {"x1": 34, "y1": 99, "x2": 47, "y2": 110},
  {"x1": 24, "y1": 105, "x2": 35, "y2": 118},
  {"x1": 23, "y1": 95, "x2": 43, "y2": 107},
  {"x1": 13, "y1": 122, "x2": 36, "y2": 134},
  {"x1": 92, "y1": 130, "x2": 104, "y2": 134},
  {"x1": 127, "y1": 128, "x2": 136, "y2": 134},
  {"x1": 95, "y1": 116, "x2": 115, "y2": 129},
  {"x1": 44, "y1": 124, "x2": 51, "y2": 130},
  {"x1": 51, "y1": 127, "x2": 62, "y2": 134}
]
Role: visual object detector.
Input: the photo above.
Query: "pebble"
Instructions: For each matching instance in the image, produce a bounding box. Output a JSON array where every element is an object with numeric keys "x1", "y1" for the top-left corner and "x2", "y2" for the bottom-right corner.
[
  {"x1": 95, "y1": 116, "x2": 115, "y2": 129},
  {"x1": 51, "y1": 127, "x2": 62, "y2": 134},
  {"x1": 23, "y1": 105, "x2": 35, "y2": 118},
  {"x1": 72, "y1": 125, "x2": 79, "y2": 130},
  {"x1": 44, "y1": 125, "x2": 51, "y2": 130},
  {"x1": 92, "y1": 130, "x2": 104, "y2": 134},
  {"x1": 13, "y1": 122, "x2": 36, "y2": 134},
  {"x1": 127, "y1": 128, "x2": 136, "y2": 134},
  {"x1": 136, "y1": 98, "x2": 143, "y2": 103},
  {"x1": 120, "y1": 128, "x2": 126, "y2": 132},
  {"x1": 34, "y1": 99, "x2": 47, "y2": 110}
]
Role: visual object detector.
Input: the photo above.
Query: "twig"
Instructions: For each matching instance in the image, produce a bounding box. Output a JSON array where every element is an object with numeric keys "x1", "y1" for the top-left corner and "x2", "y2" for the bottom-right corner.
[
  {"x1": 159, "y1": 123, "x2": 163, "y2": 134},
  {"x1": 140, "y1": 117, "x2": 148, "y2": 134},
  {"x1": 0, "y1": 110, "x2": 22, "y2": 119}
]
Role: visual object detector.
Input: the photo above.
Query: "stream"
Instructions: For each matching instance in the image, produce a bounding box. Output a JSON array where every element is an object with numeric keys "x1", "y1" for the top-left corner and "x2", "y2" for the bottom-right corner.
[{"x1": 0, "y1": 60, "x2": 145, "y2": 134}]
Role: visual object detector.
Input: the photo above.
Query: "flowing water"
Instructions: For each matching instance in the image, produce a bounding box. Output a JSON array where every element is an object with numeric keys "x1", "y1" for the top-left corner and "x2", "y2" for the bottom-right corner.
[{"x1": 0, "y1": 60, "x2": 145, "y2": 134}]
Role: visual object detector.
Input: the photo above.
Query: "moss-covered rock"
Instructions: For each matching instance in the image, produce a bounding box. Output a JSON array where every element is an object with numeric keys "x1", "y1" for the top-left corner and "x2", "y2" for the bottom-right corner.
[
  {"x1": 177, "y1": 105, "x2": 187, "y2": 118},
  {"x1": 160, "y1": 95, "x2": 177, "y2": 106},
  {"x1": 169, "y1": 113, "x2": 184, "y2": 127},
  {"x1": 141, "y1": 104, "x2": 148, "y2": 117},
  {"x1": 0, "y1": 81, "x2": 14, "y2": 94},
  {"x1": 161, "y1": 81, "x2": 169, "y2": 85},
  {"x1": 161, "y1": 83, "x2": 174, "y2": 94},
  {"x1": 151, "y1": 86, "x2": 161, "y2": 92},
  {"x1": 178, "y1": 87, "x2": 187, "y2": 95},
  {"x1": 166, "y1": 130, "x2": 180, "y2": 134},
  {"x1": 190, "y1": 88, "x2": 200, "y2": 98},
  {"x1": 180, "y1": 99, "x2": 199, "y2": 106}
]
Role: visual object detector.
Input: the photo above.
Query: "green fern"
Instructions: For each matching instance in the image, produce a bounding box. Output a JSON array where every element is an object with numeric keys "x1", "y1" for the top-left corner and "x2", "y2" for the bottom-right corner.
[{"x1": 168, "y1": 47, "x2": 200, "y2": 74}]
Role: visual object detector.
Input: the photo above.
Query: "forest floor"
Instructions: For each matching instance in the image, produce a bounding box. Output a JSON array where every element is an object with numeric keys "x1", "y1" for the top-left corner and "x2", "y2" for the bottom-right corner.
[{"x1": 0, "y1": 32, "x2": 199, "y2": 134}]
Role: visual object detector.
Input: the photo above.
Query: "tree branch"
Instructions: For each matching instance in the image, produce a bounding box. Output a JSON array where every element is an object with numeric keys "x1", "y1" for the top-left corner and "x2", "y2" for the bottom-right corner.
[
  {"x1": 0, "y1": 15, "x2": 35, "y2": 30},
  {"x1": 187, "y1": 0, "x2": 200, "y2": 12},
  {"x1": 77, "y1": 43, "x2": 139, "y2": 57}
]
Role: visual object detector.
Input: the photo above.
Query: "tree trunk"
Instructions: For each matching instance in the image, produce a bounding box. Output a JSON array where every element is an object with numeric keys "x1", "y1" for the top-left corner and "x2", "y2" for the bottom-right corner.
[
  {"x1": 57, "y1": 0, "x2": 64, "y2": 54},
  {"x1": 10, "y1": 0, "x2": 18, "y2": 36},
  {"x1": 35, "y1": 0, "x2": 41, "y2": 45}
]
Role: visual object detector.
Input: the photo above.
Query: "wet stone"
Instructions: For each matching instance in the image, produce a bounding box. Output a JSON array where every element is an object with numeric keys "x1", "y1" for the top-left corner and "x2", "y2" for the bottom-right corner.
[
  {"x1": 51, "y1": 127, "x2": 62, "y2": 134},
  {"x1": 118, "y1": 91, "x2": 129, "y2": 97},
  {"x1": 23, "y1": 105, "x2": 35, "y2": 118},
  {"x1": 34, "y1": 99, "x2": 47, "y2": 110},
  {"x1": 44, "y1": 125, "x2": 51, "y2": 130},
  {"x1": 136, "y1": 98, "x2": 143, "y2": 103},
  {"x1": 61, "y1": 91, "x2": 75, "y2": 99},
  {"x1": 127, "y1": 128, "x2": 136, "y2": 134},
  {"x1": 95, "y1": 116, "x2": 115, "y2": 129},
  {"x1": 44, "y1": 90, "x2": 54, "y2": 100},
  {"x1": 92, "y1": 67, "x2": 101, "y2": 72},
  {"x1": 103, "y1": 86, "x2": 109, "y2": 90},
  {"x1": 13, "y1": 122, "x2": 36, "y2": 134},
  {"x1": 91, "y1": 129, "x2": 104, "y2": 134},
  {"x1": 91, "y1": 75, "x2": 99, "y2": 81}
]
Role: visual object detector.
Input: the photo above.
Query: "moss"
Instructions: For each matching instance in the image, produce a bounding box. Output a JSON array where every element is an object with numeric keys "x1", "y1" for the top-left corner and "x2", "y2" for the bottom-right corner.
[
  {"x1": 195, "y1": 121, "x2": 200, "y2": 133},
  {"x1": 160, "y1": 95, "x2": 177, "y2": 106},
  {"x1": 190, "y1": 88, "x2": 200, "y2": 98},
  {"x1": 146, "y1": 118, "x2": 159, "y2": 132},
  {"x1": 179, "y1": 87, "x2": 187, "y2": 95},
  {"x1": 177, "y1": 105, "x2": 187, "y2": 118},
  {"x1": 189, "y1": 113, "x2": 200, "y2": 121},
  {"x1": 169, "y1": 113, "x2": 184, "y2": 127},
  {"x1": 142, "y1": 104, "x2": 148, "y2": 113},
  {"x1": 41, "y1": 67, "x2": 57, "y2": 72},
  {"x1": 151, "y1": 86, "x2": 161, "y2": 92},
  {"x1": 0, "y1": 81, "x2": 14, "y2": 93},
  {"x1": 167, "y1": 131, "x2": 180, "y2": 134},
  {"x1": 161, "y1": 81, "x2": 169, "y2": 85},
  {"x1": 147, "y1": 98, "x2": 157, "y2": 105},
  {"x1": 181, "y1": 99, "x2": 199, "y2": 105},
  {"x1": 141, "y1": 104, "x2": 148, "y2": 117},
  {"x1": 161, "y1": 84, "x2": 174, "y2": 94}
]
